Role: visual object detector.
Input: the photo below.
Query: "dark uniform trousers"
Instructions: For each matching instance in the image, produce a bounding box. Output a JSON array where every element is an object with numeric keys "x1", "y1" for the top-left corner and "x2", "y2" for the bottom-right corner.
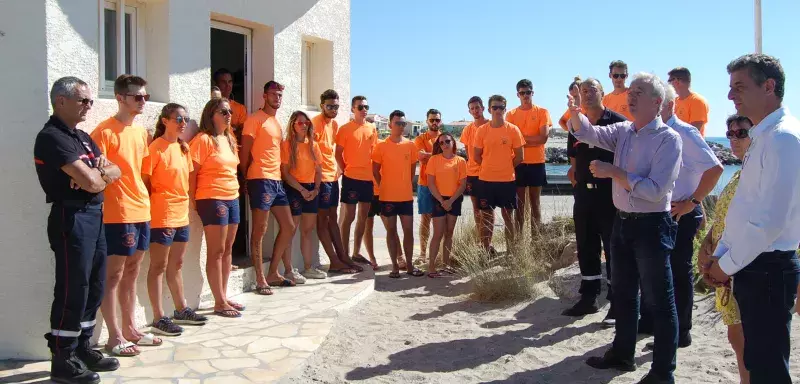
[
  {"x1": 46, "y1": 202, "x2": 106, "y2": 355},
  {"x1": 573, "y1": 182, "x2": 616, "y2": 299}
]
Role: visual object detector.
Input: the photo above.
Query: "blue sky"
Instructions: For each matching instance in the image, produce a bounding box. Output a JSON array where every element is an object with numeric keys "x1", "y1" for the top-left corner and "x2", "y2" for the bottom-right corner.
[{"x1": 351, "y1": 0, "x2": 798, "y2": 138}]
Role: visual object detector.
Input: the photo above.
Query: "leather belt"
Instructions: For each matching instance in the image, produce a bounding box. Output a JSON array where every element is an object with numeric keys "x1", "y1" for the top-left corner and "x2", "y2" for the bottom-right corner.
[{"x1": 617, "y1": 211, "x2": 666, "y2": 220}]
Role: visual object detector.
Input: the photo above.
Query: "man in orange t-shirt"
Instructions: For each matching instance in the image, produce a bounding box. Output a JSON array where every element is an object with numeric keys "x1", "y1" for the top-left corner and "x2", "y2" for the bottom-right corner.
[
  {"x1": 506, "y1": 79, "x2": 551, "y2": 232},
  {"x1": 373, "y1": 110, "x2": 422, "y2": 277},
  {"x1": 668, "y1": 67, "x2": 710, "y2": 136},
  {"x1": 240, "y1": 81, "x2": 296, "y2": 290},
  {"x1": 474, "y1": 95, "x2": 524, "y2": 253},
  {"x1": 414, "y1": 109, "x2": 442, "y2": 266},
  {"x1": 603, "y1": 60, "x2": 634, "y2": 120},
  {"x1": 336, "y1": 96, "x2": 378, "y2": 264},
  {"x1": 460, "y1": 96, "x2": 489, "y2": 226},
  {"x1": 312, "y1": 89, "x2": 361, "y2": 273},
  {"x1": 213, "y1": 68, "x2": 248, "y2": 134},
  {"x1": 91, "y1": 74, "x2": 156, "y2": 355}
]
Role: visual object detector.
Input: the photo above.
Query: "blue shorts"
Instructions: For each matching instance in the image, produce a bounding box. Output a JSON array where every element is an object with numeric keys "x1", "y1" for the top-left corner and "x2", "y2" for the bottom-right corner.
[
  {"x1": 433, "y1": 196, "x2": 464, "y2": 217},
  {"x1": 196, "y1": 198, "x2": 241, "y2": 226},
  {"x1": 477, "y1": 180, "x2": 518, "y2": 210},
  {"x1": 286, "y1": 182, "x2": 320, "y2": 216},
  {"x1": 247, "y1": 179, "x2": 289, "y2": 211},
  {"x1": 417, "y1": 186, "x2": 434, "y2": 215},
  {"x1": 150, "y1": 226, "x2": 190, "y2": 246},
  {"x1": 319, "y1": 181, "x2": 340, "y2": 210},
  {"x1": 515, "y1": 163, "x2": 547, "y2": 187},
  {"x1": 380, "y1": 200, "x2": 414, "y2": 217},
  {"x1": 464, "y1": 176, "x2": 480, "y2": 196},
  {"x1": 368, "y1": 196, "x2": 381, "y2": 218},
  {"x1": 340, "y1": 175, "x2": 373, "y2": 204},
  {"x1": 106, "y1": 221, "x2": 150, "y2": 256}
]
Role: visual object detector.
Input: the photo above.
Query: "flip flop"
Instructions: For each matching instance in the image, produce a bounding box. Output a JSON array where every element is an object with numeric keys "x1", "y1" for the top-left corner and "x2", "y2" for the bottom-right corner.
[
  {"x1": 352, "y1": 255, "x2": 371, "y2": 264},
  {"x1": 131, "y1": 333, "x2": 162, "y2": 346},
  {"x1": 105, "y1": 342, "x2": 139, "y2": 357},
  {"x1": 228, "y1": 301, "x2": 246, "y2": 311},
  {"x1": 328, "y1": 267, "x2": 358, "y2": 274},
  {"x1": 214, "y1": 309, "x2": 242, "y2": 318},
  {"x1": 388, "y1": 271, "x2": 402, "y2": 279},
  {"x1": 255, "y1": 285, "x2": 273, "y2": 295},
  {"x1": 347, "y1": 263, "x2": 365, "y2": 272},
  {"x1": 267, "y1": 279, "x2": 296, "y2": 287},
  {"x1": 407, "y1": 268, "x2": 425, "y2": 277}
]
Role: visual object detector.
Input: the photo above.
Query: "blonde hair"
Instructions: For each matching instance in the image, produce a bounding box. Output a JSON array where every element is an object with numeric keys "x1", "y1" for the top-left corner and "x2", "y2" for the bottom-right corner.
[{"x1": 285, "y1": 111, "x2": 316, "y2": 170}]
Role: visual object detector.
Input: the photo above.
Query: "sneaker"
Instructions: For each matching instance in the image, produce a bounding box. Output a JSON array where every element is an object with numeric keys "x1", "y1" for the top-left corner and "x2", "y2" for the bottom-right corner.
[
  {"x1": 76, "y1": 346, "x2": 119, "y2": 372},
  {"x1": 302, "y1": 268, "x2": 327, "y2": 279},
  {"x1": 288, "y1": 268, "x2": 307, "y2": 284},
  {"x1": 173, "y1": 307, "x2": 208, "y2": 326},
  {"x1": 150, "y1": 316, "x2": 184, "y2": 336},
  {"x1": 51, "y1": 351, "x2": 100, "y2": 384}
]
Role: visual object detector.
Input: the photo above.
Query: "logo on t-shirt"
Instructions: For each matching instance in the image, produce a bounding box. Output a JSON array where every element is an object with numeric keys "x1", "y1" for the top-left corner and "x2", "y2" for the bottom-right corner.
[{"x1": 501, "y1": 137, "x2": 508, "y2": 145}]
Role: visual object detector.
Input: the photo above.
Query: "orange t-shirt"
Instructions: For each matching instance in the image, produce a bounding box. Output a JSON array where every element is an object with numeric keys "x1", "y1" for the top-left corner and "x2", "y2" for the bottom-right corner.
[
  {"x1": 474, "y1": 122, "x2": 524, "y2": 182},
  {"x1": 143, "y1": 138, "x2": 193, "y2": 228},
  {"x1": 243, "y1": 110, "x2": 283, "y2": 180},
  {"x1": 603, "y1": 90, "x2": 633, "y2": 120},
  {"x1": 559, "y1": 108, "x2": 588, "y2": 131},
  {"x1": 190, "y1": 133, "x2": 240, "y2": 200},
  {"x1": 90, "y1": 117, "x2": 150, "y2": 224},
  {"x1": 414, "y1": 131, "x2": 439, "y2": 186},
  {"x1": 335, "y1": 121, "x2": 377, "y2": 181},
  {"x1": 505, "y1": 105, "x2": 551, "y2": 164},
  {"x1": 675, "y1": 92, "x2": 710, "y2": 136},
  {"x1": 229, "y1": 99, "x2": 248, "y2": 129},
  {"x1": 312, "y1": 114, "x2": 339, "y2": 182},
  {"x1": 280, "y1": 139, "x2": 323, "y2": 184},
  {"x1": 426, "y1": 154, "x2": 467, "y2": 197},
  {"x1": 459, "y1": 122, "x2": 482, "y2": 177},
  {"x1": 371, "y1": 138, "x2": 418, "y2": 202}
]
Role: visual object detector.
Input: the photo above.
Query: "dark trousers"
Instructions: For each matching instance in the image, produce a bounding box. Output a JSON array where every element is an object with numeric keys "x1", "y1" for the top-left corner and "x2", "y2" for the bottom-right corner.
[
  {"x1": 573, "y1": 184, "x2": 615, "y2": 299},
  {"x1": 46, "y1": 203, "x2": 106, "y2": 355},
  {"x1": 641, "y1": 205, "x2": 702, "y2": 337},
  {"x1": 733, "y1": 250, "x2": 800, "y2": 384},
  {"x1": 610, "y1": 212, "x2": 678, "y2": 379}
]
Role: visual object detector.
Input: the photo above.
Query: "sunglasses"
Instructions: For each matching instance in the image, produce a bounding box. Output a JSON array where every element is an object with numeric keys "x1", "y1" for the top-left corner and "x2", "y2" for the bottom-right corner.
[
  {"x1": 357, "y1": 105, "x2": 370, "y2": 111},
  {"x1": 429, "y1": 118, "x2": 441, "y2": 123},
  {"x1": 393, "y1": 121, "x2": 407, "y2": 127},
  {"x1": 518, "y1": 91, "x2": 533, "y2": 96},
  {"x1": 125, "y1": 94, "x2": 151, "y2": 102},
  {"x1": 296, "y1": 120, "x2": 311, "y2": 127},
  {"x1": 612, "y1": 74, "x2": 628, "y2": 79},
  {"x1": 174, "y1": 115, "x2": 189, "y2": 124},
  {"x1": 490, "y1": 105, "x2": 506, "y2": 111},
  {"x1": 76, "y1": 97, "x2": 94, "y2": 106},
  {"x1": 439, "y1": 139, "x2": 452, "y2": 145},
  {"x1": 324, "y1": 104, "x2": 340, "y2": 111},
  {"x1": 726, "y1": 128, "x2": 749, "y2": 139},
  {"x1": 217, "y1": 109, "x2": 232, "y2": 116}
]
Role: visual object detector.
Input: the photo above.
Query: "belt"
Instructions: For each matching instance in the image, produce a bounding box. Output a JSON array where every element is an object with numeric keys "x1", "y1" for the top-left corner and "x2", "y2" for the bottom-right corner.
[
  {"x1": 617, "y1": 211, "x2": 666, "y2": 219},
  {"x1": 52, "y1": 200, "x2": 102, "y2": 209},
  {"x1": 585, "y1": 183, "x2": 597, "y2": 189}
]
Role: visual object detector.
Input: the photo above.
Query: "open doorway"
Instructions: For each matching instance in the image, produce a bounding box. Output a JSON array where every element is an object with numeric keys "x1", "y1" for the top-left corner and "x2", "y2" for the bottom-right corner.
[{"x1": 211, "y1": 21, "x2": 251, "y2": 264}]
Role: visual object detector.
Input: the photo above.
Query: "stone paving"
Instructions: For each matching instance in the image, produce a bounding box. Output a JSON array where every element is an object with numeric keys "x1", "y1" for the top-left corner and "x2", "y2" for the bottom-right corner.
[{"x1": 0, "y1": 269, "x2": 375, "y2": 384}]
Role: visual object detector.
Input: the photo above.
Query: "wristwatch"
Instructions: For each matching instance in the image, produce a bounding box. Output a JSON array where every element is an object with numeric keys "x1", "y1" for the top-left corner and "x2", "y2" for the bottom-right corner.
[{"x1": 690, "y1": 196, "x2": 702, "y2": 205}]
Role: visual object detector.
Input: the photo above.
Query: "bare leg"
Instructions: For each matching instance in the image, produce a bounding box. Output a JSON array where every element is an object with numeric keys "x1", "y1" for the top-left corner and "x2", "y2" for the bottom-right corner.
[
  {"x1": 267, "y1": 206, "x2": 296, "y2": 281},
  {"x1": 400, "y1": 215, "x2": 415, "y2": 269},
  {"x1": 101, "y1": 256, "x2": 130, "y2": 349},
  {"x1": 479, "y1": 208, "x2": 495, "y2": 251},
  {"x1": 528, "y1": 186, "x2": 542, "y2": 233},
  {"x1": 147, "y1": 243, "x2": 170, "y2": 321},
  {"x1": 443, "y1": 214, "x2": 458, "y2": 267},
  {"x1": 203, "y1": 225, "x2": 236, "y2": 313},
  {"x1": 501, "y1": 207, "x2": 515, "y2": 252},
  {"x1": 300, "y1": 213, "x2": 317, "y2": 270},
  {"x1": 317, "y1": 208, "x2": 349, "y2": 269},
  {"x1": 250, "y1": 209, "x2": 271, "y2": 287},
  {"x1": 419, "y1": 214, "x2": 431, "y2": 263},
  {"x1": 166, "y1": 241, "x2": 189, "y2": 312},
  {"x1": 223, "y1": 224, "x2": 238, "y2": 305},
  {"x1": 281, "y1": 215, "x2": 301, "y2": 275},
  {"x1": 384, "y1": 215, "x2": 399, "y2": 271},
  {"x1": 428, "y1": 216, "x2": 446, "y2": 273},
  {"x1": 515, "y1": 187, "x2": 527, "y2": 235},
  {"x1": 339, "y1": 203, "x2": 357, "y2": 260},
  {"x1": 470, "y1": 195, "x2": 481, "y2": 232},
  {"x1": 728, "y1": 324, "x2": 750, "y2": 384},
  {"x1": 352, "y1": 202, "x2": 370, "y2": 258},
  {"x1": 120, "y1": 251, "x2": 145, "y2": 340},
  {"x1": 365, "y1": 216, "x2": 375, "y2": 264},
  {"x1": 327, "y1": 207, "x2": 348, "y2": 260}
]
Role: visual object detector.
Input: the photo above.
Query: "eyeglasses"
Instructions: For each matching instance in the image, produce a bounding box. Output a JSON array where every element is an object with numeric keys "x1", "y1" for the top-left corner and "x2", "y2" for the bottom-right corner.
[
  {"x1": 393, "y1": 121, "x2": 407, "y2": 127},
  {"x1": 490, "y1": 105, "x2": 506, "y2": 111},
  {"x1": 518, "y1": 91, "x2": 533, "y2": 96},
  {"x1": 174, "y1": 116, "x2": 189, "y2": 124},
  {"x1": 612, "y1": 74, "x2": 628, "y2": 79},
  {"x1": 357, "y1": 105, "x2": 370, "y2": 111},
  {"x1": 217, "y1": 109, "x2": 232, "y2": 116},
  {"x1": 75, "y1": 98, "x2": 94, "y2": 106},
  {"x1": 726, "y1": 128, "x2": 749, "y2": 139},
  {"x1": 324, "y1": 104, "x2": 340, "y2": 111},
  {"x1": 429, "y1": 118, "x2": 441, "y2": 123},
  {"x1": 439, "y1": 139, "x2": 452, "y2": 145},
  {"x1": 296, "y1": 121, "x2": 311, "y2": 127},
  {"x1": 125, "y1": 94, "x2": 151, "y2": 102}
]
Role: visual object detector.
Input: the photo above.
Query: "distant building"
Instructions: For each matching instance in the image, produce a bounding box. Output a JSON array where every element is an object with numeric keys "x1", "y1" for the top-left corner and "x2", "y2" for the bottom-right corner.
[
  {"x1": 366, "y1": 113, "x2": 389, "y2": 132},
  {"x1": 407, "y1": 120, "x2": 423, "y2": 136},
  {"x1": 443, "y1": 120, "x2": 471, "y2": 136}
]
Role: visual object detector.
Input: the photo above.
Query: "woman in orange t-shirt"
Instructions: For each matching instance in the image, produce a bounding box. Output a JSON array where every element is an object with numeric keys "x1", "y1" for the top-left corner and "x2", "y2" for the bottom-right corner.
[
  {"x1": 189, "y1": 98, "x2": 243, "y2": 318},
  {"x1": 281, "y1": 111, "x2": 326, "y2": 280},
  {"x1": 425, "y1": 133, "x2": 467, "y2": 277},
  {"x1": 559, "y1": 76, "x2": 583, "y2": 131},
  {"x1": 143, "y1": 103, "x2": 208, "y2": 334}
]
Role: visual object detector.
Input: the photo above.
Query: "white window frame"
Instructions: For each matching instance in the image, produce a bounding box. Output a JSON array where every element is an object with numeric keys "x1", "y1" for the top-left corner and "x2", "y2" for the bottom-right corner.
[
  {"x1": 210, "y1": 20, "x2": 252, "y2": 112},
  {"x1": 301, "y1": 39, "x2": 317, "y2": 110},
  {"x1": 99, "y1": 0, "x2": 145, "y2": 97}
]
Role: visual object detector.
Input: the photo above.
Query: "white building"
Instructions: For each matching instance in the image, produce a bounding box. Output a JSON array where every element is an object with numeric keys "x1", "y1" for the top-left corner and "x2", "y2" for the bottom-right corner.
[{"x1": 0, "y1": 0, "x2": 350, "y2": 359}]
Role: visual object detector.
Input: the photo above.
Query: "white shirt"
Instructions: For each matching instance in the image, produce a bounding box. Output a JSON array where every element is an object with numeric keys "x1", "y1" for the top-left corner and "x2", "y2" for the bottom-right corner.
[
  {"x1": 714, "y1": 107, "x2": 800, "y2": 275},
  {"x1": 666, "y1": 115, "x2": 721, "y2": 202}
]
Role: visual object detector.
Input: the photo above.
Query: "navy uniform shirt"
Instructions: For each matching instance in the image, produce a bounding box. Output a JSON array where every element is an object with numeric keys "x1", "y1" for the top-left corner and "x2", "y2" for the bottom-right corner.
[
  {"x1": 33, "y1": 116, "x2": 104, "y2": 204},
  {"x1": 567, "y1": 109, "x2": 627, "y2": 186}
]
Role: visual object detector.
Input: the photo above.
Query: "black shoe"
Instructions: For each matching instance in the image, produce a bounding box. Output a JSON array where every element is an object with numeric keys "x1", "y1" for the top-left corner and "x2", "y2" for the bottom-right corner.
[
  {"x1": 76, "y1": 346, "x2": 119, "y2": 372},
  {"x1": 51, "y1": 352, "x2": 101, "y2": 384},
  {"x1": 586, "y1": 349, "x2": 636, "y2": 372},
  {"x1": 601, "y1": 311, "x2": 616, "y2": 327},
  {"x1": 678, "y1": 333, "x2": 692, "y2": 348},
  {"x1": 637, "y1": 372, "x2": 675, "y2": 384},
  {"x1": 562, "y1": 297, "x2": 599, "y2": 317}
]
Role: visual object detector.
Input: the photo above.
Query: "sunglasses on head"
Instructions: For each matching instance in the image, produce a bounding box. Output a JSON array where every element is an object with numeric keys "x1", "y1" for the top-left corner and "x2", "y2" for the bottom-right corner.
[
  {"x1": 217, "y1": 109, "x2": 232, "y2": 116},
  {"x1": 429, "y1": 118, "x2": 441, "y2": 123},
  {"x1": 612, "y1": 73, "x2": 628, "y2": 79},
  {"x1": 490, "y1": 105, "x2": 506, "y2": 111},
  {"x1": 439, "y1": 139, "x2": 452, "y2": 145},
  {"x1": 518, "y1": 90, "x2": 533, "y2": 96},
  {"x1": 357, "y1": 105, "x2": 370, "y2": 111},
  {"x1": 726, "y1": 128, "x2": 749, "y2": 139},
  {"x1": 174, "y1": 115, "x2": 189, "y2": 124},
  {"x1": 125, "y1": 94, "x2": 151, "y2": 102},
  {"x1": 324, "y1": 104, "x2": 340, "y2": 110},
  {"x1": 76, "y1": 97, "x2": 94, "y2": 106}
]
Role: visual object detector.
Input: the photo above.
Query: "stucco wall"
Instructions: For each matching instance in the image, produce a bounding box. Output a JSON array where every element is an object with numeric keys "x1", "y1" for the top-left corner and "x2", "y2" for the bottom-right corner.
[{"x1": 0, "y1": 0, "x2": 350, "y2": 359}]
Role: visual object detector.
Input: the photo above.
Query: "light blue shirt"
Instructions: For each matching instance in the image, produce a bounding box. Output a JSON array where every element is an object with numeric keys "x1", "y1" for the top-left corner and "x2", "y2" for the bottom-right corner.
[
  {"x1": 570, "y1": 114, "x2": 682, "y2": 213},
  {"x1": 666, "y1": 115, "x2": 721, "y2": 202},
  {"x1": 714, "y1": 107, "x2": 800, "y2": 275}
]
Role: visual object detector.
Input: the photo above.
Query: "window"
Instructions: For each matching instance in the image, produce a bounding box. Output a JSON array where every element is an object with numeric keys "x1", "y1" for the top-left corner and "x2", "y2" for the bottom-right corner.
[
  {"x1": 100, "y1": 0, "x2": 142, "y2": 94},
  {"x1": 300, "y1": 40, "x2": 314, "y2": 108},
  {"x1": 300, "y1": 37, "x2": 333, "y2": 111}
]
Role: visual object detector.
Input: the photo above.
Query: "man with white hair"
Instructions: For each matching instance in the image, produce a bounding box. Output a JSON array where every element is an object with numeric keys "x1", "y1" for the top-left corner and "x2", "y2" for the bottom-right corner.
[
  {"x1": 641, "y1": 83, "x2": 723, "y2": 350},
  {"x1": 568, "y1": 73, "x2": 682, "y2": 384}
]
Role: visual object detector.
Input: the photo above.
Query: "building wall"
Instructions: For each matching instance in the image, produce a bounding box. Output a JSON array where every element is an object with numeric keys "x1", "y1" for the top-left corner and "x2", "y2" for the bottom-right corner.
[{"x1": 0, "y1": 0, "x2": 350, "y2": 359}]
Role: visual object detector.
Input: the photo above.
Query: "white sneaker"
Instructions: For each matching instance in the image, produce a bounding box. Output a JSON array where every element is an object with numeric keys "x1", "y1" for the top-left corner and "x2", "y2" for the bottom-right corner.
[
  {"x1": 302, "y1": 268, "x2": 327, "y2": 279},
  {"x1": 289, "y1": 268, "x2": 307, "y2": 284}
]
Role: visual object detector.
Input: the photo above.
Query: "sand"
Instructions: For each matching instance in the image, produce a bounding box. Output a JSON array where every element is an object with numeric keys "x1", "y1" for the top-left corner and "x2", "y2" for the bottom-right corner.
[{"x1": 280, "y1": 259, "x2": 800, "y2": 384}]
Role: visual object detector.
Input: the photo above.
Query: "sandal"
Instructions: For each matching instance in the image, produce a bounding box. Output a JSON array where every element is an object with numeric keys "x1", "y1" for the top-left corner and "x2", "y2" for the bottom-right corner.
[
  {"x1": 388, "y1": 271, "x2": 402, "y2": 279},
  {"x1": 267, "y1": 279, "x2": 296, "y2": 287},
  {"x1": 347, "y1": 263, "x2": 365, "y2": 272},
  {"x1": 228, "y1": 301, "x2": 246, "y2": 311},
  {"x1": 427, "y1": 271, "x2": 443, "y2": 278},
  {"x1": 105, "y1": 342, "x2": 139, "y2": 357},
  {"x1": 352, "y1": 255, "x2": 371, "y2": 264},
  {"x1": 130, "y1": 333, "x2": 162, "y2": 346},
  {"x1": 214, "y1": 309, "x2": 242, "y2": 318},
  {"x1": 255, "y1": 285, "x2": 273, "y2": 295},
  {"x1": 407, "y1": 268, "x2": 425, "y2": 277},
  {"x1": 328, "y1": 267, "x2": 358, "y2": 274}
]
